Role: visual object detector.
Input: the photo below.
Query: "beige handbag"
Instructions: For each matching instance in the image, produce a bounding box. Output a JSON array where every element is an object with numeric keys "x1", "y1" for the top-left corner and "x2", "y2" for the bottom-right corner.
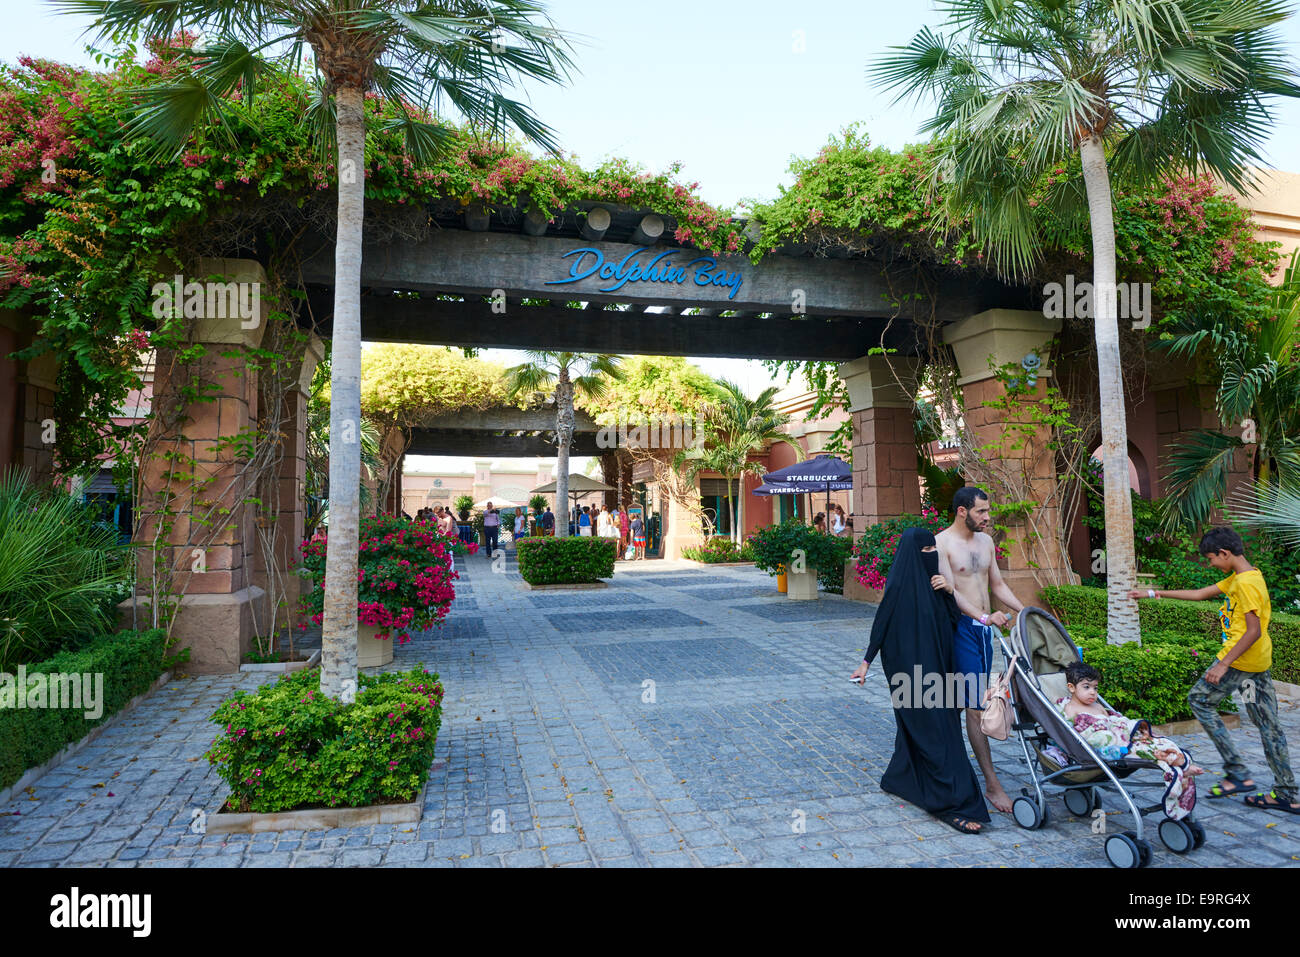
[{"x1": 980, "y1": 664, "x2": 1015, "y2": 740}]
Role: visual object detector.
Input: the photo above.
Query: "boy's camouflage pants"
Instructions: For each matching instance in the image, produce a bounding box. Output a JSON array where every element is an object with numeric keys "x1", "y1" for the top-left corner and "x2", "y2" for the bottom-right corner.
[{"x1": 1189, "y1": 665, "x2": 1297, "y2": 801}]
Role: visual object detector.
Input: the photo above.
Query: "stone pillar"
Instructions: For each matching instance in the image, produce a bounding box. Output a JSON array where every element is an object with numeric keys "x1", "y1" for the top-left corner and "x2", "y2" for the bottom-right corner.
[
  {"x1": 0, "y1": 310, "x2": 60, "y2": 484},
  {"x1": 120, "y1": 258, "x2": 269, "y2": 673},
  {"x1": 944, "y1": 309, "x2": 1075, "y2": 594},
  {"x1": 1151, "y1": 364, "x2": 1253, "y2": 504},
  {"x1": 838, "y1": 355, "x2": 923, "y2": 529}
]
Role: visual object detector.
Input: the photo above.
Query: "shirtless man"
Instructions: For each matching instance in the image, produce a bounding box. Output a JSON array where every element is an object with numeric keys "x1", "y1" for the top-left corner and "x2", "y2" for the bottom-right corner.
[{"x1": 936, "y1": 486, "x2": 1024, "y2": 813}]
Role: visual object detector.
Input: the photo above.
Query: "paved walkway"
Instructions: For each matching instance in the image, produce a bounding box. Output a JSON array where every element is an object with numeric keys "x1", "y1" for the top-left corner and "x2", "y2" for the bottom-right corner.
[{"x1": 3, "y1": 550, "x2": 1299, "y2": 867}]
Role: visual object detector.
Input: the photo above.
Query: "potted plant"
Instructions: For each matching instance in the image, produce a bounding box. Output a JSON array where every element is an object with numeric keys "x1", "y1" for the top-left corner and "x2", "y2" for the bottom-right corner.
[
  {"x1": 298, "y1": 513, "x2": 459, "y2": 667},
  {"x1": 528, "y1": 494, "x2": 549, "y2": 536},
  {"x1": 454, "y1": 493, "x2": 474, "y2": 523}
]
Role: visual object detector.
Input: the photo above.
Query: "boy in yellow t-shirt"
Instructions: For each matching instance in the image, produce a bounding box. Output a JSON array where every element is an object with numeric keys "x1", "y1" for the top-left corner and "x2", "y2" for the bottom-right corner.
[{"x1": 1129, "y1": 526, "x2": 1297, "y2": 815}]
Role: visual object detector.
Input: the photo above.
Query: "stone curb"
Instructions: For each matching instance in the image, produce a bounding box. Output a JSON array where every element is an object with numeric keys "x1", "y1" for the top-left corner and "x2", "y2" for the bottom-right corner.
[
  {"x1": 1152, "y1": 713, "x2": 1241, "y2": 737},
  {"x1": 518, "y1": 581, "x2": 609, "y2": 591},
  {"x1": 0, "y1": 669, "x2": 173, "y2": 807},
  {"x1": 238, "y1": 649, "x2": 322, "y2": 673},
  {"x1": 677, "y1": 559, "x2": 757, "y2": 568},
  {"x1": 207, "y1": 775, "x2": 432, "y2": 834}
]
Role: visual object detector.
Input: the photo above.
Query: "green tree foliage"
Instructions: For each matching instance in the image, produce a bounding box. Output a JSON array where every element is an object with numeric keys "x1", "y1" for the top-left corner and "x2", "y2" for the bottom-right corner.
[
  {"x1": 577, "y1": 355, "x2": 721, "y2": 423},
  {"x1": 360, "y1": 344, "x2": 511, "y2": 428}
]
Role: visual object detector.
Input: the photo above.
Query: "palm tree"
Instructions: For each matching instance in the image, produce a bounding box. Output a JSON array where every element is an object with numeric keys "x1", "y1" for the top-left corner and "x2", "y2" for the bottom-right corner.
[
  {"x1": 872, "y1": 0, "x2": 1299, "y2": 643},
  {"x1": 59, "y1": 0, "x2": 574, "y2": 699},
  {"x1": 1160, "y1": 249, "x2": 1300, "y2": 526},
  {"x1": 504, "y1": 351, "x2": 623, "y2": 537},
  {"x1": 677, "y1": 380, "x2": 801, "y2": 544}
]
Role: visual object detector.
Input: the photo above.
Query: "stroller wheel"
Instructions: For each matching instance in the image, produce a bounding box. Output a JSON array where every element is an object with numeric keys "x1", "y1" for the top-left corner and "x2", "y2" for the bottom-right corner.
[
  {"x1": 1187, "y1": 819, "x2": 1206, "y2": 849},
  {"x1": 1105, "y1": 831, "x2": 1141, "y2": 869},
  {"x1": 1158, "y1": 818, "x2": 1195, "y2": 855},
  {"x1": 1012, "y1": 796, "x2": 1044, "y2": 830},
  {"x1": 1136, "y1": 838, "x2": 1153, "y2": 868},
  {"x1": 1063, "y1": 787, "x2": 1096, "y2": 817}
]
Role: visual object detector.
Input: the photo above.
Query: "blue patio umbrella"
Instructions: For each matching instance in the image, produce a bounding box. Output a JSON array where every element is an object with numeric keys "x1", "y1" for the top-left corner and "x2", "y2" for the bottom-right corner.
[{"x1": 762, "y1": 455, "x2": 852, "y2": 515}]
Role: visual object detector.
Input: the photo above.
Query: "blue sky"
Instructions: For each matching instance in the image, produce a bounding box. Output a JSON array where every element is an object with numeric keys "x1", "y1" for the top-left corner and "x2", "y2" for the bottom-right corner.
[{"x1": 6, "y1": 0, "x2": 1300, "y2": 473}]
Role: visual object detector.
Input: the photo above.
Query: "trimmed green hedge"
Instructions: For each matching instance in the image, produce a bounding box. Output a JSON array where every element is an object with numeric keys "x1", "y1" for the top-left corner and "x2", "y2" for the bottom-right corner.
[
  {"x1": 206, "y1": 666, "x2": 443, "y2": 813},
  {"x1": 1040, "y1": 584, "x2": 1300, "y2": 685},
  {"x1": 0, "y1": 629, "x2": 166, "y2": 790},
  {"x1": 1076, "y1": 634, "x2": 1232, "y2": 725},
  {"x1": 516, "y1": 536, "x2": 617, "y2": 585}
]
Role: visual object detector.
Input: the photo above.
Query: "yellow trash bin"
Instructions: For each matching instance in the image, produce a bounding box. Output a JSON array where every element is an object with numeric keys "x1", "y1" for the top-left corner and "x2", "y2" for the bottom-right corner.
[{"x1": 776, "y1": 564, "x2": 788, "y2": 593}]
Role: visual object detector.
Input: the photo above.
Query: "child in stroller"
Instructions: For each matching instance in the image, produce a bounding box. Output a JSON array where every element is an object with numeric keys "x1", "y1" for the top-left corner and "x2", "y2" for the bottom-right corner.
[{"x1": 1056, "y1": 661, "x2": 1202, "y2": 820}]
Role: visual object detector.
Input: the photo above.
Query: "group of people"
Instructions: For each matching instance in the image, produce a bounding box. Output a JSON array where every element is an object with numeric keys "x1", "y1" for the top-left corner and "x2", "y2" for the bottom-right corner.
[
  {"x1": 576, "y1": 503, "x2": 647, "y2": 560},
  {"x1": 812, "y1": 503, "x2": 851, "y2": 537},
  {"x1": 414, "y1": 505, "x2": 460, "y2": 540},
  {"x1": 852, "y1": 487, "x2": 1298, "y2": 835}
]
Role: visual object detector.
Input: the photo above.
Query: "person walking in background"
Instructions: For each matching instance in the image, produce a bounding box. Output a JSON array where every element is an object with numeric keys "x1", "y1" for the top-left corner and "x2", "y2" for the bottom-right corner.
[
  {"x1": 541, "y1": 506, "x2": 554, "y2": 535},
  {"x1": 578, "y1": 505, "x2": 593, "y2": 536},
  {"x1": 631, "y1": 511, "x2": 646, "y2": 560},
  {"x1": 483, "y1": 501, "x2": 500, "y2": 555},
  {"x1": 619, "y1": 506, "x2": 631, "y2": 556},
  {"x1": 514, "y1": 509, "x2": 526, "y2": 541}
]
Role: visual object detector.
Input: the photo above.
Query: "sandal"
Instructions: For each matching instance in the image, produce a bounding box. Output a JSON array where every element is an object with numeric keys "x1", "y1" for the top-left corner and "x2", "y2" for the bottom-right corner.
[
  {"x1": 1208, "y1": 774, "x2": 1255, "y2": 798},
  {"x1": 1243, "y1": 791, "x2": 1300, "y2": 815},
  {"x1": 939, "y1": 814, "x2": 984, "y2": 834}
]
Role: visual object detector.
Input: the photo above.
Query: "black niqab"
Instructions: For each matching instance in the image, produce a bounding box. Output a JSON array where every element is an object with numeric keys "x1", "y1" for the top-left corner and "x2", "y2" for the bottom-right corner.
[{"x1": 864, "y1": 527, "x2": 989, "y2": 822}]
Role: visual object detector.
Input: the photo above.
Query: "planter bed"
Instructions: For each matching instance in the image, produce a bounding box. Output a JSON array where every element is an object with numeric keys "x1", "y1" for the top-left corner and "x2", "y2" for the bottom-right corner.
[
  {"x1": 1152, "y1": 715, "x2": 1241, "y2": 737},
  {"x1": 239, "y1": 649, "x2": 321, "y2": 674},
  {"x1": 519, "y1": 580, "x2": 609, "y2": 591},
  {"x1": 678, "y1": 559, "x2": 756, "y2": 568},
  {"x1": 209, "y1": 773, "x2": 434, "y2": 834}
]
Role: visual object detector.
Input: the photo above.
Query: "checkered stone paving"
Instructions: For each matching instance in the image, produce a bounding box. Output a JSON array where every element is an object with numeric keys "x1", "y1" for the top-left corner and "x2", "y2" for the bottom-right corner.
[
  {"x1": 544, "y1": 609, "x2": 709, "y2": 634},
  {"x1": 3, "y1": 552, "x2": 1299, "y2": 869},
  {"x1": 575, "y1": 636, "x2": 805, "y2": 685}
]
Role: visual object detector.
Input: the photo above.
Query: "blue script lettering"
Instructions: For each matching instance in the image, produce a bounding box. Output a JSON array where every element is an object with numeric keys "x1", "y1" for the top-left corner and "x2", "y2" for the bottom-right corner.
[{"x1": 545, "y1": 246, "x2": 743, "y2": 299}]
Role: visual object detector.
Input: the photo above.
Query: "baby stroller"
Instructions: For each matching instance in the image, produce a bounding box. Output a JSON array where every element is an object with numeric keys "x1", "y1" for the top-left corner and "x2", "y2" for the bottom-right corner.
[{"x1": 999, "y1": 607, "x2": 1208, "y2": 868}]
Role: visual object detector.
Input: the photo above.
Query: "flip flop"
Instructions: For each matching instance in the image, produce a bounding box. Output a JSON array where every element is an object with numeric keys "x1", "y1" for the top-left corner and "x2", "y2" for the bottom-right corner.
[
  {"x1": 939, "y1": 814, "x2": 984, "y2": 834},
  {"x1": 1243, "y1": 791, "x2": 1300, "y2": 815},
  {"x1": 1208, "y1": 774, "x2": 1255, "y2": 798}
]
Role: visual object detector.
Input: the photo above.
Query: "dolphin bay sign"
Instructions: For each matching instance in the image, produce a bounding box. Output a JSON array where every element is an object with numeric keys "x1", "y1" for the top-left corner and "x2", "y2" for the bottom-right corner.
[{"x1": 545, "y1": 246, "x2": 744, "y2": 300}]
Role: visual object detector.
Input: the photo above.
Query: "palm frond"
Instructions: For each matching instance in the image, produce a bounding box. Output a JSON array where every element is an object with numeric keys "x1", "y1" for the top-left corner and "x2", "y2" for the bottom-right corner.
[
  {"x1": 1224, "y1": 480, "x2": 1300, "y2": 548},
  {"x1": 1160, "y1": 428, "x2": 1246, "y2": 528}
]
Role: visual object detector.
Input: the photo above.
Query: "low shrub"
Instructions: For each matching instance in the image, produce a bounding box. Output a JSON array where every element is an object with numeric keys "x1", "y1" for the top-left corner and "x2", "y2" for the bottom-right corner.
[
  {"x1": 1076, "y1": 635, "x2": 1233, "y2": 725},
  {"x1": 682, "y1": 537, "x2": 755, "y2": 563},
  {"x1": 206, "y1": 666, "x2": 444, "y2": 813},
  {"x1": 516, "y1": 536, "x2": 616, "y2": 584},
  {"x1": 0, "y1": 629, "x2": 166, "y2": 790}
]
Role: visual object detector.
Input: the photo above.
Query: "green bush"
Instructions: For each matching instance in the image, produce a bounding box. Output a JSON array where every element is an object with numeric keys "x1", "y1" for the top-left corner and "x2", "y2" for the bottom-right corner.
[
  {"x1": 682, "y1": 537, "x2": 755, "y2": 563},
  {"x1": 1040, "y1": 584, "x2": 1300, "y2": 686},
  {"x1": 516, "y1": 536, "x2": 616, "y2": 584},
  {"x1": 206, "y1": 666, "x2": 444, "y2": 813},
  {"x1": 0, "y1": 469, "x2": 132, "y2": 671},
  {"x1": 0, "y1": 629, "x2": 166, "y2": 790},
  {"x1": 1076, "y1": 635, "x2": 1233, "y2": 725}
]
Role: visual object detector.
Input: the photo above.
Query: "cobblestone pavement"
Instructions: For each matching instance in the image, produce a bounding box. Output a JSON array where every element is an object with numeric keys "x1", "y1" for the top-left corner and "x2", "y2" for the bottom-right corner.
[{"x1": 3, "y1": 551, "x2": 1299, "y2": 868}]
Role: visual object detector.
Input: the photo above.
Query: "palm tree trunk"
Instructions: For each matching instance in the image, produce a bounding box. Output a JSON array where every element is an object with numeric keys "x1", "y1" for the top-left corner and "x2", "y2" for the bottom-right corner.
[
  {"x1": 1080, "y1": 134, "x2": 1139, "y2": 646},
  {"x1": 320, "y1": 85, "x2": 364, "y2": 701},
  {"x1": 555, "y1": 370, "x2": 572, "y2": 538},
  {"x1": 725, "y1": 477, "x2": 736, "y2": 544}
]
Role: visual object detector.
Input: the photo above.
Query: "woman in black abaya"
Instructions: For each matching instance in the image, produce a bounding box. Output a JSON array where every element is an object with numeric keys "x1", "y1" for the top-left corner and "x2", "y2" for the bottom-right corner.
[{"x1": 851, "y1": 527, "x2": 990, "y2": 834}]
